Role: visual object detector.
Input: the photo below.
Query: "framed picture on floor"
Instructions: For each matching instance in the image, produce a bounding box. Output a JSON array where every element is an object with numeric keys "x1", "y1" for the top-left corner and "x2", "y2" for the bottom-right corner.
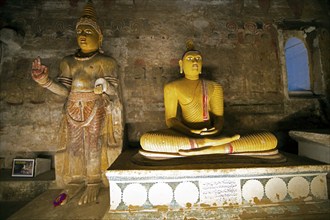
[{"x1": 12, "y1": 159, "x2": 35, "y2": 177}]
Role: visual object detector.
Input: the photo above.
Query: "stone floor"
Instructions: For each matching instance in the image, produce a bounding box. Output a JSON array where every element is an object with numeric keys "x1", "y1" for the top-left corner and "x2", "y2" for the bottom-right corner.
[
  {"x1": 0, "y1": 169, "x2": 56, "y2": 219},
  {"x1": 0, "y1": 201, "x2": 29, "y2": 220},
  {"x1": 6, "y1": 188, "x2": 110, "y2": 220}
]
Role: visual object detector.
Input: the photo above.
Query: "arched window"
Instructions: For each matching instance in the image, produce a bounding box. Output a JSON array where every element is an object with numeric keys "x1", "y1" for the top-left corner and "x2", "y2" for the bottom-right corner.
[{"x1": 284, "y1": 37, "x2": 311, "y2": 92}]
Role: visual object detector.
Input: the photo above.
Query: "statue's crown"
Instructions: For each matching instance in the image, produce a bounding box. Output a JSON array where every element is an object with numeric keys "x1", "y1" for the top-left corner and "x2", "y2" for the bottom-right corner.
[
  {"x1": 81, "y1": 0, "x2": 97, "y2": 22},
  {"x1": 76, "y1": 0, "x2": 102, "y2": 37}
]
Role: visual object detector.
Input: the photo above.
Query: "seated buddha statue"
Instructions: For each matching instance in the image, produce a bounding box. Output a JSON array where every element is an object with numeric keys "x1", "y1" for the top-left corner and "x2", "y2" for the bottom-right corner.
[
  {"x1": 139, "y1": 41, "x2": 277, "y2": 158},
  {"x1": 31, "y1": 1, "x2": 122, "y2": 205}
]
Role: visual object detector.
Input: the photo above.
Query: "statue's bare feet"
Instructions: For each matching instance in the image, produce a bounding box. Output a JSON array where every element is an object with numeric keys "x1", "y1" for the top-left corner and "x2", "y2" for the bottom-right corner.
[
  {"x1": 78, "y1": 183, "x2": 101, "y2": 205},
  {"x1": 54, "y1": 183, "x2": 84, "y2": 206}
]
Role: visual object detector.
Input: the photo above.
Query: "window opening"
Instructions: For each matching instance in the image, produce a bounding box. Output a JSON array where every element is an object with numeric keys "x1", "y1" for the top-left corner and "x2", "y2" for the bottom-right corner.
[{"x1": 284, "y1": 37, "x2": 310, "y2": 92}]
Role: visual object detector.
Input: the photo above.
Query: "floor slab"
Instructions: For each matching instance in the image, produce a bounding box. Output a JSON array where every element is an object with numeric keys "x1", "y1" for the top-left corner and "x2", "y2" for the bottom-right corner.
[{"x1": 7, "y1": 188, "x2": 109, "y2": 220}]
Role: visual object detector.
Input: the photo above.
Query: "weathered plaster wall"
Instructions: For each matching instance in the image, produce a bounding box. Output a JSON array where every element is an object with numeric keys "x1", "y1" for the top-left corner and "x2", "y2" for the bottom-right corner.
[{"x1": 0, "y1": 0, "x2": 329, "y2": 167}]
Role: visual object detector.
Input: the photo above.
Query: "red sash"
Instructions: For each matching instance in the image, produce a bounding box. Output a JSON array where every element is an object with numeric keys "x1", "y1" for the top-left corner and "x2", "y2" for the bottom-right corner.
[{"x1": 202, "y1": 80, "x2": 209, "y2": 121}]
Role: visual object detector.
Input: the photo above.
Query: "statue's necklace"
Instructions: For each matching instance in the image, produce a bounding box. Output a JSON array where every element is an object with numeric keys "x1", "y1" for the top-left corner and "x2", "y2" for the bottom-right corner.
[{"x1": 74, "y1": 51, "x2": 98, "y2": 61}]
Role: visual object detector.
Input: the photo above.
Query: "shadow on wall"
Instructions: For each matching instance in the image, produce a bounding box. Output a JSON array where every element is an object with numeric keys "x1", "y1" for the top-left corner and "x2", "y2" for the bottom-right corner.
[
  {"x1": 278, "y1": 106, "x2": 329, "y2": 131},
  {"x1": 275, "y1": 106, "x2": 329, "y2": 154},
  {"x1": 318, "y1": 98, "x2": 330, "y2": 125},
  {"x1": 273, "y1": 130, "x2": 298, "y2": 155}
]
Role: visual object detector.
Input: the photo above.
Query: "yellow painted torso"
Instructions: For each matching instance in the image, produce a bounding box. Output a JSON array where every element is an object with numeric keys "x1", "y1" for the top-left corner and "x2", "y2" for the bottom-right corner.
[
  {"x1": 59, "y1": 53, "x2": 116, "y2": 92},
  {"x1": 164, "y1": 78, "x2": 223, "y2": 129}
]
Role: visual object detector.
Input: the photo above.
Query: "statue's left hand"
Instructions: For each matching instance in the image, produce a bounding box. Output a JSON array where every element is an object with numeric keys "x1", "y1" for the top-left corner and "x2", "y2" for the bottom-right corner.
[{"x1": 94, "y1": 78, "x2": 110, "y2": 95}]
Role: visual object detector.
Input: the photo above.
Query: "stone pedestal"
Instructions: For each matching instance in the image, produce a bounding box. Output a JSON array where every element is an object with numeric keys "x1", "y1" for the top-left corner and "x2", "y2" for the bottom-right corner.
[{"x1": 105, "y1": 149, "x2": 330, "y2": 219}]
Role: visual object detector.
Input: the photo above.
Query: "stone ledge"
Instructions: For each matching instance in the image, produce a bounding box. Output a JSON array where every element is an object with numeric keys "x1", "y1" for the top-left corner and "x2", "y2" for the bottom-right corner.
[
  {"x1": 289, "y1": 130, "x2": 330, "y2": 164},
  {"x1": 289, "y1": 130, "x2": 330, "y2": 146}
]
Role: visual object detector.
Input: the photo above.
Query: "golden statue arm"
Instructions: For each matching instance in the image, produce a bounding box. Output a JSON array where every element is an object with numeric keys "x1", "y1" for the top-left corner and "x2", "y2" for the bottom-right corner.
[
  {"x1": 100, "y1": 59, "x2": 119, "y2": 97},
  {"x1": 31, "y1": 57, "x2": 69, "y2": 97},
  {"x1": 163, "y1": 84, "x2": 193, "y2": 135},
  {"x1": 163, "y1": 83, "x2": 207, "y2": 136},
  {"x1": 43, "y1": 80, "x2": 70, "y2": 97}
]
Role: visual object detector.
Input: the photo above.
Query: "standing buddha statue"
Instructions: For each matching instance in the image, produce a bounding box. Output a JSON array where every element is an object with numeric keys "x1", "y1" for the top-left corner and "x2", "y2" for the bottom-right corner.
[
  {"x1": 140, "y1": 41, "x2": 277, "y2": 158},
  {"x1": 31, "y1": 1, "x2": 122, "y2": 205}
]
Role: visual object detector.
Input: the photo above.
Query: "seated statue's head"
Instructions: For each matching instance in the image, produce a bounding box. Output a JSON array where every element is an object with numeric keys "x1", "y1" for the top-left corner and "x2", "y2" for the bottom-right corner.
[
  {"x1": 76, "y1": 0, "x2": 103, "y2": 53},
  {"x1": 179, "y1": 40, "x2": 202, "y2": 79}
]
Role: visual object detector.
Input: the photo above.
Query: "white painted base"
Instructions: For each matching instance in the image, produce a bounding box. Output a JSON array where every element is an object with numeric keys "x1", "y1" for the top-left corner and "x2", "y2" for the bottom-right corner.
[{"x1": 106, "y1": 151, "x2": 330, "y2": 212}]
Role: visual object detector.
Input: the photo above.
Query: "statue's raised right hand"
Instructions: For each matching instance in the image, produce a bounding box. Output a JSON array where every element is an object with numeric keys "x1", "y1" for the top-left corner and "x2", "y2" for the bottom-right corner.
[{"x1": 32, "y1": 57, "x2": 49, "y2": 84}]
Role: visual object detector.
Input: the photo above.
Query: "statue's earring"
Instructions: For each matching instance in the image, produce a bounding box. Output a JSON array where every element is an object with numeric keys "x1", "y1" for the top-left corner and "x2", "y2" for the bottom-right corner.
[{"x1": 179, "y1": 60, "x2": 183, "y2": 74}]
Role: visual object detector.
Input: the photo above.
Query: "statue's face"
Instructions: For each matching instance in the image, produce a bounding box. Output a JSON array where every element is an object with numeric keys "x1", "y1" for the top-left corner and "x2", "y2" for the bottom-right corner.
[
  {"x1": 76, "y1": 24, "x2": 99, "y2": 53},
  {"x1": 181, "y1": 51, "x2": 202, "y2": 77}
]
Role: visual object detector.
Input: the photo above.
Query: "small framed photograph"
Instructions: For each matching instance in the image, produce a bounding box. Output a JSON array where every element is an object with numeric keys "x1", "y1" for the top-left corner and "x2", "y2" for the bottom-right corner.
[{"x1": 12, "y1": 159, "x2": 35, "y2": 177}]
